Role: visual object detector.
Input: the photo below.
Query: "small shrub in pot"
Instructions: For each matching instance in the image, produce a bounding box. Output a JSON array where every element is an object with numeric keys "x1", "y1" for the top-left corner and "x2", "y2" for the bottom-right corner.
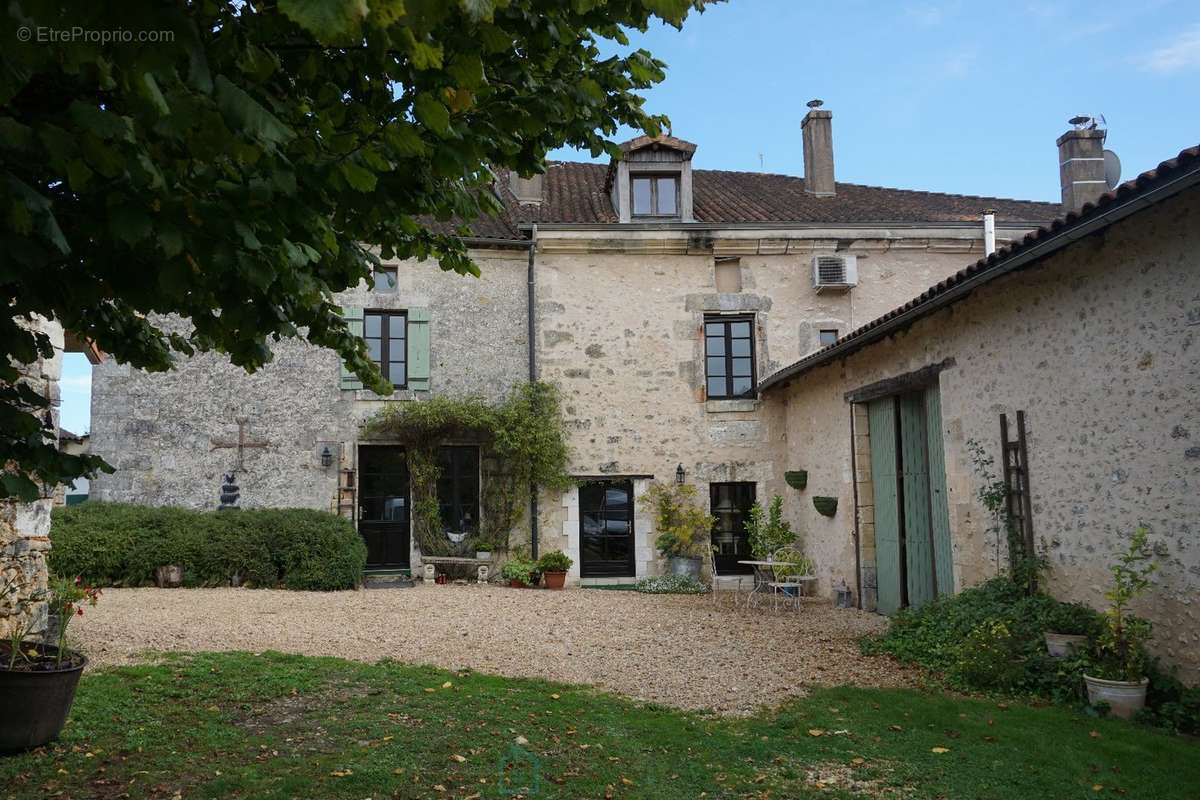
[
  {"x1": 1, "y1": 575, "x2": 101, "y2": 752},
  {"x1": 647, "y1": 482, "x2": 715, "y2": 579},
  {"x1": 536, "y1": 550, "x2": 573, "y2": 589},
  {"x1": 500, "y1": 555, "x2": 537, "y2": 588}
]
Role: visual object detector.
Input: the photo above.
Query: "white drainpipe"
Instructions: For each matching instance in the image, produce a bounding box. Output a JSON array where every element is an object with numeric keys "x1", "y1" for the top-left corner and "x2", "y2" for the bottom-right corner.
[{"x1": 983, "y1": 211, "x2": 996, "y2": 256}]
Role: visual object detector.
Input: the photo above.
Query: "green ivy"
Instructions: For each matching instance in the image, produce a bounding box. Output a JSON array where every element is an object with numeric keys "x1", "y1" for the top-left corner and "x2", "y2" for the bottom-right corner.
[{"x1": 359, "y1": 382, "x2": 571, "y2": 556}]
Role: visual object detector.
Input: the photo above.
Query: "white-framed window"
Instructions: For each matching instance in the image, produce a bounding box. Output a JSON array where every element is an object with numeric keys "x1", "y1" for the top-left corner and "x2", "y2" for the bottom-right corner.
[{"x1": 631, "y1": 175, "x2": 679, "y2": 217}]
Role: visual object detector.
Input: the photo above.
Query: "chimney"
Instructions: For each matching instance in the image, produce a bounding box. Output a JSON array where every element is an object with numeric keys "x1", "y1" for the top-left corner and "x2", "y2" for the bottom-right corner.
[
  {"x1": 1057, "y1": 122, "x2": 1106, "y2": 213},
  {"x1": 801, "y1": 103, "x2": 835, "y2": 197},
  {"x1": 508, "y1": 171, "x2": 544, "y2": 206}
]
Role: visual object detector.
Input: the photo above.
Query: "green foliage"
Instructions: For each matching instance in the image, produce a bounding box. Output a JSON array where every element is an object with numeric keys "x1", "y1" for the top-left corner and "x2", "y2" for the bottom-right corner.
[
  {"x1": 536, "y1": 550, "x2": 573, "y2": 573},
  {"x1": 1, "y1": 0, "x2": 705, "y2": 499},
  {"x1": 1091, "y1": 527, "x2": 1159, "y2": 682},
  {"x1": 634, "y1": 574, "x2": 707, "y2": 594},
  {"x1": 49, "y1": 503, "x2": 365, "y2": 590},
  {"x1": 864, "y1": 577, "x2": 1106, "y2": 701},
  {"x1": 47, "y1": 575, "x2": 101, "y2": 666},
  {"x1": 360, "y1": 382, "x2": 571, "y2": 556},
  {"x1": 745, "y1": 495, "x2": 795, "y2": 559},
  {"x1": 644, "y1": 482, "x2": 715, "y2": 559},
  {"x1": 499, "y1": 555, "x2": 537, "y2": 585}
]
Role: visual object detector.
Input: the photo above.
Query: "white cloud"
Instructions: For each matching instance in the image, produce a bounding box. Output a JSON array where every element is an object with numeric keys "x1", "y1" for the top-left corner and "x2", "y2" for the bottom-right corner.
[
  {"x1": 940, "y1": 46, "x2": 977, "y2": 79},
  {"x1": 60, "y1": 373, "x2": 92, "y2": 393},
  {"x1": 906, "y1": 2, "x2": 956, "y2": 26},
  {"x1": 1138, "y1": 24, "x2": 1200, "y2": 75}
]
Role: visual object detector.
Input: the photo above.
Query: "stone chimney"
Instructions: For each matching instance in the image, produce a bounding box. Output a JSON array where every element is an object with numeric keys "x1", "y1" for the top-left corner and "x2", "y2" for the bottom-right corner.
[
  {"x1": 1056, "y1": 125, "x2": 1106, "y2": 213},
  {"x1": 508, "y1": 171, "x2": 543, "y2": 206},
  {"x1": 801, "y1": 105, "x2": 835, "y2": 197}
]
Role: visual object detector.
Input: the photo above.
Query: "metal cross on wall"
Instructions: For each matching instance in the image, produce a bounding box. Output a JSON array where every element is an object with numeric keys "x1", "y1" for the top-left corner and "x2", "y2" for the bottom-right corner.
[{"x1": 210, "y1": 417, "x2": 270, "y2": 472}]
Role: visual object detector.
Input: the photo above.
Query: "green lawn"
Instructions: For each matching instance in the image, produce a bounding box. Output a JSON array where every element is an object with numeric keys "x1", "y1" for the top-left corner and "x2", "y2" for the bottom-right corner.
[{"x1": 2, "y1": 652, "x2": 1195, "y2": 799}]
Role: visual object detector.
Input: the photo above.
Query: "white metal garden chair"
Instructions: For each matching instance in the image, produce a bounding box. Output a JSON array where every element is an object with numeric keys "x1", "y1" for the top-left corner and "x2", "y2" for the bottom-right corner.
[
  {"x1": 706, "y1": 545, "x2": 743, "y2": 607},
  {"x1": 767, "y1": 546, "x2": 815, "y2": 612}
]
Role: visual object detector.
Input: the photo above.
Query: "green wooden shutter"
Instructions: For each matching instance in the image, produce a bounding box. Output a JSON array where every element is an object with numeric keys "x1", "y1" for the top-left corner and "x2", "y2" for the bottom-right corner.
[
  {"x1": 900, "y1": 392, "x2": 936, "y2": 609},
  {"x1": 339, "y1": 307, "x2": 364, "y2": 391},
  {"x1": 924, "y1": 384, "x2": 955, "y2": 597},
  {"x1": 407, "y1": 307, "x2": 430, "y2": 391},
  {"x1": 868, "y1": 398, "x2": 903, "y2": 615}
]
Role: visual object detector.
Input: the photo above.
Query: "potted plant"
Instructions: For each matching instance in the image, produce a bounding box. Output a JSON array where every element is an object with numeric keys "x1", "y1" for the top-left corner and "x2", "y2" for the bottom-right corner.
[
  {"x1": 1, "y1": 575, "x2": 101, "y2": 752},
  {"x1": 746, "y1": 495, "x2": 796, "y2": 559},
  {"x1": 1084, "y1": 528, "x2": 1158, "y2": 718},
  {"x1": 1042, "y1": 601, "x2": 1100, "y2": 658},
  {"x1": 536, "y1": 550, "x2": 573, "y2": 590},
  {"x1": 475, "y1": 542, "x2": 493, "y2": 561},
  {"x1": 646, "y1": 482, "x2": 716, "y2": 580},
  {"x1": 501, "y1": 555, "x2": 537, "y2": 588}
]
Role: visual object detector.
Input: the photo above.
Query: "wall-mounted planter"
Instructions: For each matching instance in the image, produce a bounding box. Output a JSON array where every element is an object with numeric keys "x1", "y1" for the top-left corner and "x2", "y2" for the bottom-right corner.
[
  {"x1": 784, "y1": 471, "x2": 808, "y2": 491},
  {"x1": 812, "y1": 496, "x2": 838, "y2": 517}
]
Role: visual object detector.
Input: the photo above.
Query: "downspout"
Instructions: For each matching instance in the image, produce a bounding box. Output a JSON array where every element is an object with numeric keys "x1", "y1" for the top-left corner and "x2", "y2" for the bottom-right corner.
[
  {"x1": 848, "y1": 403, "x2": 864, "y2": 609},
  {"x1": 526, "y1": 224, "x2": 539, "y2": 559}
]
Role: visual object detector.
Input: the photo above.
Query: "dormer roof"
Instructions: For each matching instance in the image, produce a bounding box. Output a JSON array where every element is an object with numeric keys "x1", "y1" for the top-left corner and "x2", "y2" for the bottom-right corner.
[{"x1": 618, "y1": 134, "x2": 697, "y2": 159}]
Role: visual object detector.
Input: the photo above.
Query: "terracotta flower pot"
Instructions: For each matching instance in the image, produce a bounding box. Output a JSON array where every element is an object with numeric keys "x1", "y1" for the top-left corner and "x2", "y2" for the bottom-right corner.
[
  {"x1": 0, "y1": 645, "x2": 86, "y2": 752},
  {"x1": 1083, "y1": 674, "x2": 1148, "y2": 719},
  {"x1": 543, "y1": 571, "x2": 567, "y2": 590},
  {"x1": 509, "y1": 579, "x2": 527, "y2": 589}
]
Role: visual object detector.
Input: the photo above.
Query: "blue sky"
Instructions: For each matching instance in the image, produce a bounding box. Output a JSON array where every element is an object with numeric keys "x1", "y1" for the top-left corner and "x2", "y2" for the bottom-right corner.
[
  {"x1": 59, "y1": 0, "x2": 1200, "y2": 436},
  {"x1": 550, "y1": 0, "x2": 1200, "y2": 200}
]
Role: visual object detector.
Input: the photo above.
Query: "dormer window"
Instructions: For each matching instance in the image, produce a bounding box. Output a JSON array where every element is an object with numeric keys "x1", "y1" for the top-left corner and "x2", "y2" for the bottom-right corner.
[
  {"x1": 609, "y1": 134, "x2": 697, "y2": 223},
  {"x1": 632, "y1": 175, "x2": 679, "y2": 217}
]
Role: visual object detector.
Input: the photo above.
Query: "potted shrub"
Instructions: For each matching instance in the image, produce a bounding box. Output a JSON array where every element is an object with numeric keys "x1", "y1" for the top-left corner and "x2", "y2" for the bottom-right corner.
[
  {"x1": 536, "y1": 550, "x2": 573, "y2": 590},
  {"x1": 646, "y1": 482, "x2": 716, "y2": 580},
  {"x1": 501, "y1": 555, "x2": 537, "y2": 588},
  {"x1": 1084, "y1": 528, "x2": 1158, "y2": 718},
  {"x1": 475, "y1": 542, "x2": 493, "y2": 561},
  {"x1": 746, "y1": 495, "x2": 796, "y2": 559},
  {"x1": 1042, "y1": 601, "x2": 1100, "y2": 658},
  {"x1": 1, "y1": 575, "x2": 101, "y2": 752}
]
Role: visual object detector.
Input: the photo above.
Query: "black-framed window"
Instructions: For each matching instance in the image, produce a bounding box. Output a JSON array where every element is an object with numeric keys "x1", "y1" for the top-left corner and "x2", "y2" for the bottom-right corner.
[
  {"x1": 437, "y1": 446, "x2": 479, "y2": 538},
  {"x1": 373, "y1": 266, "x2": 398, "y2": 293},
  {"x1": 365, "y1": 310, "x2": 407, "y2": 388},
  {"x1": 710, "y1": 482, "x2": 755, "y2": 573},
  {"x1": 819, "y1": 329, "x2": 839, "y2": 347},
  {"x1": 704, "y1": 315, "x2": 756, "y2": 399},
  {"x1": 631, "y1": 175, "x2": 679, "y2": 217}
]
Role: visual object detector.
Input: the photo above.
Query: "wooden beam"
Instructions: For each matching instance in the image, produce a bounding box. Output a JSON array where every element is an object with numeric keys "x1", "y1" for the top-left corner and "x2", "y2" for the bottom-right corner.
[{"x1": 843, "y1": 358, "x2": 956, "y2": 404}]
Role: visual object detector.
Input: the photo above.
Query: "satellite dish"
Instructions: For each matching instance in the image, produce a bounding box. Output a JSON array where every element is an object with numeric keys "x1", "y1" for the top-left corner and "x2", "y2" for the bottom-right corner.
[{"x1": 1103, "y1": 149, "x2": 1121, "y2": 190}]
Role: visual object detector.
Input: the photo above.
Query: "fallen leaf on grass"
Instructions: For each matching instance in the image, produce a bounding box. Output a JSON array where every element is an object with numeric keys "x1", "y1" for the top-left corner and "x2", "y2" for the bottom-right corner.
[
  {"x1": 808, "y1": 729, "x2": 825, "y2": 737},
  {"x1": 1089, "y1": 730, "x2": 1102, "y2": 739},
  {"x1": 330, "y1": 769, "x2": 352, "y2": 777},
  {"x1": 550, "y1": 693, "x2": 561, "y2": 699},
  {"x1": 442, "y1": 681, "x2": 453, "y2": 689},
  {"x1": 1092, "y1": 785, "x2": 1104, "y2": 792},
  {"x1": 851, "y1": 757, "x2": 865, "y2": 766},
  {"x1": 450, "y1": 754, "x2": 467, "y2": 763},
  {"x1": 888, "y1": 725, "x2": 903, "y2": 732},
  {"x1": 931, "y1": 747, "x2": 950, "y2": 754},
  {"x1": 424, "y1": 688, "x2": 436, "y2": 693}
]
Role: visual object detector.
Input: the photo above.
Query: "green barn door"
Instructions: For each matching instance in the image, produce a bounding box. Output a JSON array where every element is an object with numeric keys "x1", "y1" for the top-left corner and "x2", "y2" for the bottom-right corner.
[
  {"x1": 924, "y1": 385, "x2": 955, "y2": 597},
  {"x1": 867, "y1": 398, "x2": 903, "y2": 615},
  {"x1": 899, "y1": 393, "x2": 936, "y2": 609}
]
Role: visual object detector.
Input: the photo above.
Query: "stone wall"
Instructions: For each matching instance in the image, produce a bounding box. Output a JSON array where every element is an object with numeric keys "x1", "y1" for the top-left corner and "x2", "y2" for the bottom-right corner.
[
  {"x1": 763, "y1": 189, "x2": 1200, "y2": 679},
  {"x1": 530, "y1": 232, "x2": 1007, "y2": 575},
  {"x1": 1, "y1": 317, "x2": 63, "y2": 639},
  {"x1": 91, "y1": 251, "x2": 529, "y2": 510}
]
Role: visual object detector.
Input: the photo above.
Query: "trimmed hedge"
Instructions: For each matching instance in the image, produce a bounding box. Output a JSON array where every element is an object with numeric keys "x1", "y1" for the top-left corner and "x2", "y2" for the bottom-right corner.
[{"x1": 49, "y1": 503, "x2": 366, "y2": 591}]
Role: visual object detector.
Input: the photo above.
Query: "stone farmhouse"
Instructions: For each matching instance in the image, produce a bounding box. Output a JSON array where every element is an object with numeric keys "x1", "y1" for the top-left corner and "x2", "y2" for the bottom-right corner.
[
  {"x1": 85, "y1": 107, "x2": 1197, "y2": 674},
  {"x1": 90, "y1": 106, "x2": 1055, "y2": 572}
]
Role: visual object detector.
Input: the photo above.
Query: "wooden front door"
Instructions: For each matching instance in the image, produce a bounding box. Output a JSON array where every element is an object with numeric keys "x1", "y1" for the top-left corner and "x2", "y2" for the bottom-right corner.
[
  {"x1": 867, "y1": 383, "x2": 953, "y2": 613},
  {"x1": 358, "y1": 446, "x2": 411, "y2": 570},
  {"x1": 579, "y1": 481, "x2": 635, "y2": 578}
]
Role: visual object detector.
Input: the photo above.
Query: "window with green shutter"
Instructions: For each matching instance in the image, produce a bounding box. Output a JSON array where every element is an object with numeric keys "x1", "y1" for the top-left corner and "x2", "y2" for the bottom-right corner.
[{"x1": 338, "y1": 306, "x2": 430, "y2": 392}]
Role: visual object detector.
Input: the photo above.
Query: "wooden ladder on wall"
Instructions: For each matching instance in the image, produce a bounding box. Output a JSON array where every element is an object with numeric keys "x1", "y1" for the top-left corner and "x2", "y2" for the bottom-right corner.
[{"x1": 999, "y1": 411, "x2": 1036, "y2": 590}]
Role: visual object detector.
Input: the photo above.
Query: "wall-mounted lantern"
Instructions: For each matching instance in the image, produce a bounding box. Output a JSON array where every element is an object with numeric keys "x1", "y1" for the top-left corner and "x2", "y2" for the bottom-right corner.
[
  {"x1": 320, "y1": 445, "x2": 334, "y2": 469},
  {"x1": 675, "y1": 463, "x2": 686, "y2": 484}
]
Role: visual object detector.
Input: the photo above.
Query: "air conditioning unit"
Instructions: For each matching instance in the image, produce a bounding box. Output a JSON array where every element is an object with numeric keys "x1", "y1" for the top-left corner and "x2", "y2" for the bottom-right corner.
[{"x1": 812, "y1": 254, "x2": 858, "y2": 294}]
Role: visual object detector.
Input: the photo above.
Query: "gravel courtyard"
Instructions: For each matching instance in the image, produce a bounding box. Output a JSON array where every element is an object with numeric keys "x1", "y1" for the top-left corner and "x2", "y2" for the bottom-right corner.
[{"x1": 76, "y1": 585, "x2": 912, "y2": 714}]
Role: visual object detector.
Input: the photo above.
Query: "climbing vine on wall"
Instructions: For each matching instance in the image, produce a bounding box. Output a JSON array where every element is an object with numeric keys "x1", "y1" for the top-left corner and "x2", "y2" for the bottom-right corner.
[{"x1": 359, "y1": 383, "x2": 572, "y2": 557}]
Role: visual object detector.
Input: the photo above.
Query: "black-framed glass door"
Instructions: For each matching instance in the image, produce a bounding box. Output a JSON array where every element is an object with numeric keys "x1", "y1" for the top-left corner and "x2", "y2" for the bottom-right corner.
[
  {"x1": 358, "y1": 446, "x2": 410, "y2": 569},
  {"x1": 710, "y1": 482, "x2": 755, "y2": 574},
  {"x1": 580, "y1": 480, "x2": 635, "y2": 578}
]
